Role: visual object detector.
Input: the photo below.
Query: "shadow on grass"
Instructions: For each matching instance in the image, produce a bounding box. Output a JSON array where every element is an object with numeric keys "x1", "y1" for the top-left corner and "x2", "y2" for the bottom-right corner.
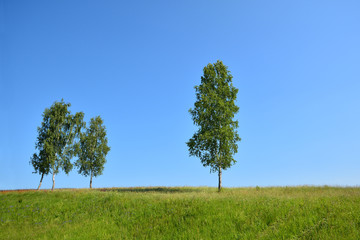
[{"x1": 97, "y1": 187, "x2": 205, "y2": 194}]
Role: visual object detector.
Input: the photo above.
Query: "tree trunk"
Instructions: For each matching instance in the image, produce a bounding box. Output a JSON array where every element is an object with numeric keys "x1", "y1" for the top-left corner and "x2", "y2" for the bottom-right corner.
[
  {"x1": 37, "y1": 173, "x2": 44, "y2": 190},
  {"x1": 52, "y1": 171, "x2": 55, "y2": 191},
  {"x1": 90, "y1": 171, "x2": 93, "y2": 189},
  {"x1": 218, "y1": 166, "x2": 222, "y2": 192}
]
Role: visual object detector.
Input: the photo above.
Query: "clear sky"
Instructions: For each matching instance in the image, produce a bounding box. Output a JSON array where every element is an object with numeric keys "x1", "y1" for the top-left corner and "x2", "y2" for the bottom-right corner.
[{"x1": 1, "y1": 0, "x2": 359, "y2": 190}]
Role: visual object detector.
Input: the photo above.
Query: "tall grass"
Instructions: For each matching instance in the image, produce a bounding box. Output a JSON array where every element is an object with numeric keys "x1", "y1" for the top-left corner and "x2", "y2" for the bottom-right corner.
[{"x1": 1, "y1": 186, "x2": 360, "y2": 239}]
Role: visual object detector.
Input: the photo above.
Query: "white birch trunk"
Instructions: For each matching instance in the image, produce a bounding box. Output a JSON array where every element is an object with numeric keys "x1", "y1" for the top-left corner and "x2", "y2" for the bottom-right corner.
[
  {"x1": 52, "y1": 171, "x2": 55, "y2": 191},
  {"x1": 37, "y1": 173, "x2": 44, "y2": 190}
]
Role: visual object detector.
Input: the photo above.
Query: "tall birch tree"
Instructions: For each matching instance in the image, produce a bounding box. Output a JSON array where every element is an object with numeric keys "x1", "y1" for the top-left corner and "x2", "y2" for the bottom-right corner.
[
  {"x1": 187, "y1": 60, "x2": 241, "y2": 191},
  {"x1": 30, "y1": 99, "x2": 84, "y2": 190}
]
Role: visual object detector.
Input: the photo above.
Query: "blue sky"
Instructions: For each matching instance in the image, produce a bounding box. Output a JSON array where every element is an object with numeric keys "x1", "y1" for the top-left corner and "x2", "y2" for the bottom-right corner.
[{"x1": 1, "y1": 0, "x2": 359, "y2": 190}]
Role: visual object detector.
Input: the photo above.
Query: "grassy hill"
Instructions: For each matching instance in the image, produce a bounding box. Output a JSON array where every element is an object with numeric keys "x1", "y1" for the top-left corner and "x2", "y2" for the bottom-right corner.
[{"x1": 1, "y1": 186, "x2": 360, "y2": 239}]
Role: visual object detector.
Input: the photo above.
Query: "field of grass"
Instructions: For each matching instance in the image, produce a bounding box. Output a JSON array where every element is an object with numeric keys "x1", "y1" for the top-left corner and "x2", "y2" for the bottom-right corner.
[{"x1": 1, "y1": 186, "x2": 360, "y2": 239}]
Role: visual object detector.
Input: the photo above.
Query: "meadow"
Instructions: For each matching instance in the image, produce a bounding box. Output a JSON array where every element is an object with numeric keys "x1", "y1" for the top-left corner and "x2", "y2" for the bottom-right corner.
[{"x1": 1, "y1": 186, "x2": 360, "y2": 239}]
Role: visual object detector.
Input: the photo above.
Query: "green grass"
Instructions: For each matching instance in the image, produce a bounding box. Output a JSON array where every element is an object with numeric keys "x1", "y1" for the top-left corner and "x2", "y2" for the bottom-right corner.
[{"x1": 1, "y1": 186, "x2": 360, "y2": 239}]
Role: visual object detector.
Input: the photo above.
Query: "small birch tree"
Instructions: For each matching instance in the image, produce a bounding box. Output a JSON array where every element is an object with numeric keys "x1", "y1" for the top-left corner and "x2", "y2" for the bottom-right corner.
[{"x1": 75, "y1": 116, "x2": 110, "y2": 188}]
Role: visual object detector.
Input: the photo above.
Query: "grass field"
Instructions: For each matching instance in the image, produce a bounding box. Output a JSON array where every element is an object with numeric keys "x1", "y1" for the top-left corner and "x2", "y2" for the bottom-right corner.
[{"x1": 1, "y1": 186, "x2": 360, "y2": 239}]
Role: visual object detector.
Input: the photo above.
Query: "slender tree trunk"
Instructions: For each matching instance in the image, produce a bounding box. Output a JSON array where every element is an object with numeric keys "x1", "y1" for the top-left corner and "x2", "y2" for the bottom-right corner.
[
  {"x1": 90, "y1": 171, "x2": 93, "y2": 189},
  {"x1": 52, "y1": 171, "x2": 55, "y2": 191},
  {"x1": 218, "y1": 166, "x2": 222, "y2": 192},
  {"x1": 37, "y1": 173, "x2": 44, "y2": 190}
]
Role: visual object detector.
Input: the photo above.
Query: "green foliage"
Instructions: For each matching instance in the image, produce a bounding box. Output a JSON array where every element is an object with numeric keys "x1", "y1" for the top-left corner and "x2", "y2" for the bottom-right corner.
[
  {"x1": 187, "y1": 60, "x2": 240, "y2": 187},
  {"x1": 30, "y1": 99, "x2": 85, "y2": 187},
  {"x1": 75, "y1": 116, "x2": 110, "y2": 184},
  {"x1": 1, "y1": 187, "x2": 360, "y2": 239}
]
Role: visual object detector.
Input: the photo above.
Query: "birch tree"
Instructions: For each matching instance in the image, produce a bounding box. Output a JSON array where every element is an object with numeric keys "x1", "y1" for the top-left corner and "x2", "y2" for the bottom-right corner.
[
  {"x1": 75, "y1": 116, "x2": 110, "y2": 188},
  {"x1": 187, "y1": 60, "x2": 241, "y2": 191},
  {"x1": 30, "y1": 99, "x2": 84, "y2": 190}
]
